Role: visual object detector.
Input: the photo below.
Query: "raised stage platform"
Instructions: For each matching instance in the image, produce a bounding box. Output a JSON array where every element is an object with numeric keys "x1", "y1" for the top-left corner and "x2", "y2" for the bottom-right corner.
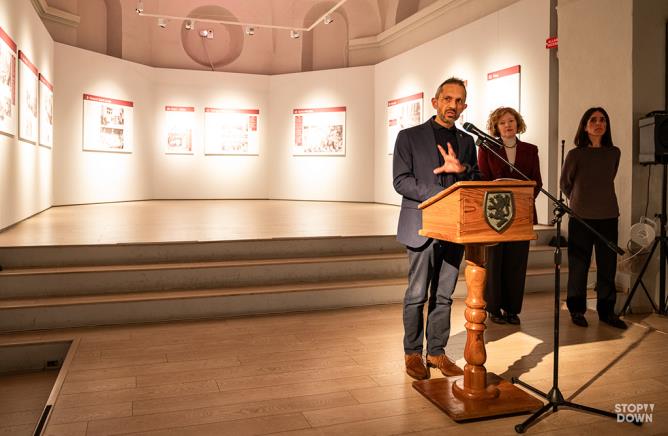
[{"x1": 0, "y1": 200, "x2": 573, "y2": 332}]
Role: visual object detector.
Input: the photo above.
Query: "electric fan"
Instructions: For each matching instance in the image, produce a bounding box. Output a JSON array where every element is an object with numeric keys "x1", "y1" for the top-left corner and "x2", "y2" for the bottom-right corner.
[{"x1": 621, "y1": 217, "x2": 656, "y2": 273}]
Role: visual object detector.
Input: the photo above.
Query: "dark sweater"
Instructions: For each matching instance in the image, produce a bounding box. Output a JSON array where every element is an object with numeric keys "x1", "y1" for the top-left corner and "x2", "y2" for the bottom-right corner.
[{"x1": 560, "y1": 146, "x2": 620, "y2": 219}]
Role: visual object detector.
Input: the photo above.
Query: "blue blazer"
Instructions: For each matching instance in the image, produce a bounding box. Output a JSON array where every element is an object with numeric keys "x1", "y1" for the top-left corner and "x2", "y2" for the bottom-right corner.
[{"x1": 392, "y1": 118, "x2": 479, "y2": 248}]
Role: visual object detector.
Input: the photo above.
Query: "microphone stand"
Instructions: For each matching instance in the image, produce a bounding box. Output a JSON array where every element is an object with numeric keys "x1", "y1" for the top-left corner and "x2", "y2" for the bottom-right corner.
[
  {"x1": 471, "y1": 135, "x2": 639, "y2": 433},
  {"x1": 549, "y1": 140, "x2": 568, "y2": 248}
]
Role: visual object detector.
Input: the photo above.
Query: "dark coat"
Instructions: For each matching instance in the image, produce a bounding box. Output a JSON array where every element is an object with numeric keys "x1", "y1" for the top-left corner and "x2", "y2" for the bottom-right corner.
[
  {"x1": 477, "y1": 138, "x2": 542, "y2": 223},
  {"x1": 392, "y1": 118, "x2": 479, "y2": 248}
]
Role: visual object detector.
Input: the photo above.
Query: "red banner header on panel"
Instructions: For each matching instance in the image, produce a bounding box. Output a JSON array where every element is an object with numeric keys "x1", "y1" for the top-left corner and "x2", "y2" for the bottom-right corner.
[
  {"x1": 388, "y1": 93, "x2": 423, "y2": 107},
  {"x1": 18, "y1": 51, "x2": 38, "y2": 76},
  {"x1": 165, "y1": 106, "x2": 195, "y2": 112},
  {"x1": 83, "y1": 93, "x2": 134, "y2": 107},
  {"x1": 487, "y1": 65, "x2": 521, "y2": 80},
  {"x1": 0, "y1": 25, "x2": 16, "y2": 52},
  {"x1": 39, "y1": 74, "x2": 53, "y2": 91},
  {"x1": 293, "y1": 106, "x2": 346, "y2": 114},
  {"x1": 205, "y1": 107, "x2": 259, "y2": 114}
]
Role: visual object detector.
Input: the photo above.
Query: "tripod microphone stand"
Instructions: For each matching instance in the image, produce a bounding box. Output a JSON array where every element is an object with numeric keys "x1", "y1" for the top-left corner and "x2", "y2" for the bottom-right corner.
[
  {"x1": 463, "y1": 126, "x2": 639, "y2": 433},
  {"x1": 619, "y1": 162, "x2": 667, "y2": 315}
]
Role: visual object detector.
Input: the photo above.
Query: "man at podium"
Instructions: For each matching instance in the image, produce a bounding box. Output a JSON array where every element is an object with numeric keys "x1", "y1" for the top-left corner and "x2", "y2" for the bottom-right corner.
[{"x1": 392, "y1": 77, "x2": 480, "y2": 380}]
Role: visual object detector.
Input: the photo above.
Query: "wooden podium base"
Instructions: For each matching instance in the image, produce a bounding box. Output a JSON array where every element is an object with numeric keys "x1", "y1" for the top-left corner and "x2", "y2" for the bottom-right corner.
[{"x1": 412, "y1": 373, "x2": 543, "y2": 421}]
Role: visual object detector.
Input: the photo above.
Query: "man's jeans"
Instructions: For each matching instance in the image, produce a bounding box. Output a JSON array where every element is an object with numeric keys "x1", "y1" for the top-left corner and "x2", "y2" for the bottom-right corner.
[{"x1": 403, "y1": 238, "x2": 464, "y2": 356}]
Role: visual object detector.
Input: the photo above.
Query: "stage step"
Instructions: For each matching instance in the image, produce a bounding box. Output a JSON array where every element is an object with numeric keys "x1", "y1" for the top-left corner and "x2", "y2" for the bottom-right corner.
[
  {"x1": 0, "y1": 235, "x2": 403, "y2": 269},
  {"x1": 0, "y1": 245, "x2": 563, "y2": 298},
  {"x1": 0, "y1": 278, "x2": 408, "y2": 331},
  {"x1": 0, "y1": 236, "x2": 407, "y2": 331},
  {"x1": 0, "y1": 264, "x2": 591, "y2": 331},
  {"x1": 0, "y1": 252, "x2": 407, "y2": 298},
  {"x1": 0, "y1": 227, "x2": 581, "y2": 332}
]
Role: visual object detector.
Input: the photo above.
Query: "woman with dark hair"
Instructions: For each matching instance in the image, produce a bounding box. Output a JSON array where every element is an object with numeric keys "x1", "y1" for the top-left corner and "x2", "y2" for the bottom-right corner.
[
  {"x1": 478, "y1": 107, "x2": 542, "y2": 325},
  {"x1": 561, "y1": 107, "x2": 626, "y2": 329}
]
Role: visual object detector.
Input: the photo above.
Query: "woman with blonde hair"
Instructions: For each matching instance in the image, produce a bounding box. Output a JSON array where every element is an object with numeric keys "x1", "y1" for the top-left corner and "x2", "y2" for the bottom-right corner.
[{"x1": 478, "y1": 107, "x2": 542, "y2": 324}]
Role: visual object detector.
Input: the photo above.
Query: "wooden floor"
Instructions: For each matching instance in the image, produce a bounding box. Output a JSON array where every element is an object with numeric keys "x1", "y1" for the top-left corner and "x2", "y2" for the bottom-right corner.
[
  {"x1": 0, "y1": 200, "x2": 401, "y2": 246},
  {"x1": 0, "y1": 293, "x2": 665, "y2": 435},
  {"x1": 0, "y1": 370, "x2": 58, "y2": 435}
]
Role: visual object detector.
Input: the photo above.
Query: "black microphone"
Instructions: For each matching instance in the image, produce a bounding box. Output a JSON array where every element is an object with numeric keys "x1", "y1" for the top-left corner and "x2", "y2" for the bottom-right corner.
[{"x1": 462, "y1": 122, "x2": 504, "y2": 148}]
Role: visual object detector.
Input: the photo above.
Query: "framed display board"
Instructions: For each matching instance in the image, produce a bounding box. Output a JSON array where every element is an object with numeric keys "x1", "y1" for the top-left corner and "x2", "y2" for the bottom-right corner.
[
  {"x1": 0, "y1": 25, "x2": 16, "y2": 137},
  {"x1": 387, "y1": 92, "x2": 423, "y2": 154},
  {"x1": 164, "y1": 105, "x2": 194, "y2": 154},
  {"x1": 39, "y1": 74, "x2": 53, "y2": 148},
  {"x1": 485, "y1": 65, "x2": 521, "y2": 117},
  {"x1": 204, "y1": 107, "x2": 259, "y2": 155},
  {"x1": 18, "y1": 50, "x2": 38, "y2": 144},
  {"x1": 82, "y1": 93, "x2": 134, "y2": 153},
  {"x1": 293, "y1": 106, "x2": 346, "y2": 156}
]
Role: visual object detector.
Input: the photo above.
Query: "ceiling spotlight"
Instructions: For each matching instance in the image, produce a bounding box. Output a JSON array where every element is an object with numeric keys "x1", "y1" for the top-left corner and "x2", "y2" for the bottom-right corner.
[
  {"x1": 290, "y1": 29, "x2": 301, "y2": 39},
  {"x1": 184, "y1": 19, "x2": 194, "y2": 30},
  {"x1": 199, "y1": 29, "x2": 214, "y2": 39},
  {"x1": 245, "y1": 26, "x2": 255, "y2": 36},
  {"x1": 135, "y1": 0, "x2": 144, "y2": 14},
  {"x1": 157, "y1": 17, "x2": 168, "y2": 28},
  {"x1": 324, "y1": 14, "x2": 334, "y2": 24}
]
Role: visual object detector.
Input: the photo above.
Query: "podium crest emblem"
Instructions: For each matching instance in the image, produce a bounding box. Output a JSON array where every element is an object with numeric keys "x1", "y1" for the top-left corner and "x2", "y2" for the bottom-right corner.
[{"x1": 484, "y1": 191, "x2": 514, "y2": 233}]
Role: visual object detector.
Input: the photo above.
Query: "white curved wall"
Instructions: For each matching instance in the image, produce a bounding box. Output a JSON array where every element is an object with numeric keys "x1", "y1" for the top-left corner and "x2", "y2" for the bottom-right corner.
[
  {"x1": 267, "y1": 66, "x2": 375, "y2": 202},
  {"x1": 53, "y1": 43, "x2": 153, "y2": 205},
  {"x1": 0, "y1": 0, "x2": 53, "y2": 230}
]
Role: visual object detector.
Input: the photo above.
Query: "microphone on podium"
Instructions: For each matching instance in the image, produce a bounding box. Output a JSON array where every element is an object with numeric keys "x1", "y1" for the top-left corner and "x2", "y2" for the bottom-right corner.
[{"x1": 461, "y1": 122, "x2": 504, "y2": 148}]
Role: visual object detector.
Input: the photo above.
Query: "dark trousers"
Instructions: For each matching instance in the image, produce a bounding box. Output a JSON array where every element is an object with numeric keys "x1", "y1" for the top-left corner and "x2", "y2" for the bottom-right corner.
[
  {"x1": 484, "y1": 241, "x2": 530, "y2": 315},
  {"x1": 566, "y1": 217, "x2": 619, "y2": 318},
  {"x1": 403, "y1": 239, "x2": 464, "y2": 356}
]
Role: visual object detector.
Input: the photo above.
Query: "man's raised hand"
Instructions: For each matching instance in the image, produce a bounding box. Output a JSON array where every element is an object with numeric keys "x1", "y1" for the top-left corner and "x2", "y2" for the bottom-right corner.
[{"x1": 433, "y1": 142, "x2": 465, "y2": 174}]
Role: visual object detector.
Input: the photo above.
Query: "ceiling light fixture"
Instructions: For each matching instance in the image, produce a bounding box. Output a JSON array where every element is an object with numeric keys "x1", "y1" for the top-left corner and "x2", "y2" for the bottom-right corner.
[
  {"x1": 157, "y1": 17, "x2": 168, "y2": 28},
  {"x1": 245, "y1": 26, "x2": 255, "y2": 36},
  {"x1": 135, "y1": 0, "x2": 348, "y2": 34},
  {"x1": 185, "y1": 19, "x2": 194, "y2": 30}
]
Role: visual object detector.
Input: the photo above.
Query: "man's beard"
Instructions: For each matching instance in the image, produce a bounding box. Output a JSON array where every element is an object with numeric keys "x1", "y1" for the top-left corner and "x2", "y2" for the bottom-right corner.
[{"x1": 439, "y1": 111, "x2": 457, "y2": 126}]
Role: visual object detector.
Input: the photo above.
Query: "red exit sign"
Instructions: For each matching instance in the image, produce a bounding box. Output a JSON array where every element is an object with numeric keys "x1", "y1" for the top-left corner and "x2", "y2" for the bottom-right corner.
[{"x1": 546, "y1": 36, "x2": 558, "y2": 49}]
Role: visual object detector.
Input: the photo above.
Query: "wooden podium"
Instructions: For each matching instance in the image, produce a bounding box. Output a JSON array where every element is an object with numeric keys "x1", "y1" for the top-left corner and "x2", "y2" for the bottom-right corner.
[{"x1": 411, "y1": 180, "x2": 543, "y2": 421}]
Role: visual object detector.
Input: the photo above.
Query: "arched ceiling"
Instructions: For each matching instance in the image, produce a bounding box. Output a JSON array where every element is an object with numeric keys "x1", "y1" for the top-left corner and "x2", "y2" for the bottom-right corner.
[{"x1": 34, "y1": 0, "x2": 516, "y2": 74}]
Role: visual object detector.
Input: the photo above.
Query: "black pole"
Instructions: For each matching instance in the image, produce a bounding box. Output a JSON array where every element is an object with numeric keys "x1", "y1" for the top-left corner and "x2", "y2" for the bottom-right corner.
[
  {"x1": 560, "y1": 140, "x2": 565, "y2": 181},
  {"x1": 660, "y1": 163, "x2": 667, "y2": 313},
  {"x1": 552, "y1": 206, "x2": 562, "y2": 403}
]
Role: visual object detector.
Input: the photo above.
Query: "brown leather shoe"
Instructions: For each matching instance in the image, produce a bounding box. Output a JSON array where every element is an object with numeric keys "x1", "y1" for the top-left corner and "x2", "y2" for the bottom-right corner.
[
  {"x1": 404, "y1": 354, "x2": 430, "y2": 380},
  {"x1": 426, "y1": 354, "x2": 463, "y2": 377}
]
